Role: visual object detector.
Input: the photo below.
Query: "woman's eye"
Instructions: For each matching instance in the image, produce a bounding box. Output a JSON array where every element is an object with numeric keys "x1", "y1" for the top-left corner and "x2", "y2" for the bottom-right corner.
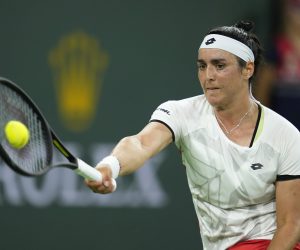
[
  {"x1": 216, "y1": 64, "x2": 225, "y2": 70},
  {"x1": 197, "y1": 63, "x2": 206, "y2": 70}
]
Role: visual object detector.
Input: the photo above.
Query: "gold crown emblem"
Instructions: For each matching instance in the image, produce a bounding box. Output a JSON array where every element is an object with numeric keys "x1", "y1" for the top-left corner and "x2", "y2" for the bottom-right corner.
[{"x1": 49, "y1": 31, "x2": 109, "y2": 132}]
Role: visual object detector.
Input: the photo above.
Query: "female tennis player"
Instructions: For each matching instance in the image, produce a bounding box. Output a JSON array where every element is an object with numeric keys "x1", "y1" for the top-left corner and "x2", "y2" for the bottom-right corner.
[{"x1": 86, "y1": 20, "x2": 300, "y2": 250}]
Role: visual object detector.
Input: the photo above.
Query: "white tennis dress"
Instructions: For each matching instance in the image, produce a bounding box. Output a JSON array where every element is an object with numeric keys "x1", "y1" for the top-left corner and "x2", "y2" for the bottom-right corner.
[{"x1": 150, "y1": 95, "x2": 300, "y2": 250}]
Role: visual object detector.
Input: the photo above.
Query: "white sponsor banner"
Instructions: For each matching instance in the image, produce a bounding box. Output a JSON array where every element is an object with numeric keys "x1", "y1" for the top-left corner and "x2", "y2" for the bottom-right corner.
[{"x1": 0, "y1": 142, "x2": 169, "y2": 208}]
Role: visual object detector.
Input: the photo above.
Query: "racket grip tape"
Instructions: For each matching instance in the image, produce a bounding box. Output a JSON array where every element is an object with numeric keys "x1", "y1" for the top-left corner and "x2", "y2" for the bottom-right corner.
[{"x1": 75, "y1": 158, "x2": 117, "y2": 191}]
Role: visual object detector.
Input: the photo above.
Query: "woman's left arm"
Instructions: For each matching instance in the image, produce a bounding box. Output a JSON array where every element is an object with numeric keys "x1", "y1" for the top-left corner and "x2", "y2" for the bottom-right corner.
[{"x1": 267, "y1": 179, "x2": 300, "y2": 250}]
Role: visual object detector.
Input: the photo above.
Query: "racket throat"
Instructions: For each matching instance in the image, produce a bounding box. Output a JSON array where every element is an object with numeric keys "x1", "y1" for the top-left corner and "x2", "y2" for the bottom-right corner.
[{"x1": 51, "y1": 133, "x2": 77, "y2": 164}]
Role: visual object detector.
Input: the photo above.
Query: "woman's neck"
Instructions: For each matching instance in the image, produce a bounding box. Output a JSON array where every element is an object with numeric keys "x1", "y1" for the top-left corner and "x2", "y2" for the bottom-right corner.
[{"x1": 214, "y1": 98, "x2": 254, "y2": 125}]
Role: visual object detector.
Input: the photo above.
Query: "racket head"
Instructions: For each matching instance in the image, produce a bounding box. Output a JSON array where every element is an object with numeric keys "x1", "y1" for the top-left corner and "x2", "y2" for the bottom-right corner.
[{"x1": 0, "y1": 77, "x2": 53, "y2": 176}]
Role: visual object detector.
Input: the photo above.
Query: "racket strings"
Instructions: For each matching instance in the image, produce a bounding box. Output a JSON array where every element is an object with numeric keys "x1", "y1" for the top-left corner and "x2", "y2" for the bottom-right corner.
[{"x1": 0, "y1": 83, "x2": 52, "y2": 175}]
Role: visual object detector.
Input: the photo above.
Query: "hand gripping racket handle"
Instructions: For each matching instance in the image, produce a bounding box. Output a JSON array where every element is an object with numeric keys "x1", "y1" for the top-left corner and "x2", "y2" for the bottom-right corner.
[{"x1": 75, "y1": 158, "x2": 117, "y2": 192}]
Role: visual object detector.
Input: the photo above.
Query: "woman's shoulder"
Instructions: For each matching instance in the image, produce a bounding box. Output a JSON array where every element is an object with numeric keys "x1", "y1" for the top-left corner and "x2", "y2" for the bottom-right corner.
[
  {"x1": 263, "y1": 105, "x2": 299, "y2": 136},
  {"x1": 163, "y1": 94, "x2": 207, "y2": 110}
]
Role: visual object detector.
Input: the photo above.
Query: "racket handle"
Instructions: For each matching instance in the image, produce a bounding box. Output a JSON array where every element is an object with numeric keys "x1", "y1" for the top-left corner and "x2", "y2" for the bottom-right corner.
[{"x1": 75, "y1": 158, "x2": 117, "y2": 192}]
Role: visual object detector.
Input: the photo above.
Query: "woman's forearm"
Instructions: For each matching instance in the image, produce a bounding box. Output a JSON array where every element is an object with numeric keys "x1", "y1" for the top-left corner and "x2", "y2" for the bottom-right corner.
[
  {"x1": 111, "y1": 135, "x2": 153, "y2": 176},
  {"x1": 267, "y1": 223, "x2": 300, "y2": 250}
]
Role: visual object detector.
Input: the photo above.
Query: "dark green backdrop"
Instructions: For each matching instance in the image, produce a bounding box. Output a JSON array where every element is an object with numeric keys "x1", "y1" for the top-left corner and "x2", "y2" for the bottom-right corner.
[{"x1": 0, "y1": 1, "x2": 271, "y2": 249}]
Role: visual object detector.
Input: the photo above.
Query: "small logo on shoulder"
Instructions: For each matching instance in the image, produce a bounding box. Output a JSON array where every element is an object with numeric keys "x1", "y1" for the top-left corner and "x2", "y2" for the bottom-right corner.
[
  {"x1": 250, "y1": 163, "x2": 263, "y2": 170},
  {"x1": 205, "y1": 38, "x2": 216, "y2": 45},
  {"x1": 156, "y1": 108, "x2": 170, "y2": 115}
]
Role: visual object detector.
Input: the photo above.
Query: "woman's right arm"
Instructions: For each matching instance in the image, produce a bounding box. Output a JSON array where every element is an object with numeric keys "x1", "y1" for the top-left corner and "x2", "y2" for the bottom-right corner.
[{"x1": 85, "y1": 121, "x2": 173, "y2": 194}]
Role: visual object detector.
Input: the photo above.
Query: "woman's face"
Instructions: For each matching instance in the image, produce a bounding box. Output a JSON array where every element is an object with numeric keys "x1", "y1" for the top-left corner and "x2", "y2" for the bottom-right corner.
[{"x1": 197, "y1": 48, "x2": 251, "y2": 109}]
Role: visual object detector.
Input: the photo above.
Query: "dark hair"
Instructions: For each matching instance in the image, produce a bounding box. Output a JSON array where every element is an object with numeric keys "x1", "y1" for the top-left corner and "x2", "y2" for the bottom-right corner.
[{"x1": 207, "y1": 20, "x2": 263, "y2": 85}]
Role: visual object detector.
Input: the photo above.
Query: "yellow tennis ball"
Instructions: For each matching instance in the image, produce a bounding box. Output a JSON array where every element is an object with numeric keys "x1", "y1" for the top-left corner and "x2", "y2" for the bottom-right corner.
[{"x1": 4, "y1": 120, "x2": 30, "y2": 149}]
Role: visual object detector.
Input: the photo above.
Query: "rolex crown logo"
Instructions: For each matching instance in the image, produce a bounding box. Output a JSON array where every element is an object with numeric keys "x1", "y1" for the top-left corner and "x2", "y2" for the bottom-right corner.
[{"x1": 49, "y1": 31, "x2": 109, "y2": 132}]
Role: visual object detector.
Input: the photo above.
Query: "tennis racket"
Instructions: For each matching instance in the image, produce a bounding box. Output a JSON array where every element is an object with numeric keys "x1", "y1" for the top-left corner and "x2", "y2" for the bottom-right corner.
[{"x1": 0, "y1": 77, "x2": 117, "y2": 190}]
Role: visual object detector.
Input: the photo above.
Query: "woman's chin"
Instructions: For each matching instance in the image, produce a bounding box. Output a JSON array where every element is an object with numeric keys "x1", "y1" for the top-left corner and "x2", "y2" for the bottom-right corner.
[{"x1": 205, "y1": 94, "x2": 222, "y2": 107}]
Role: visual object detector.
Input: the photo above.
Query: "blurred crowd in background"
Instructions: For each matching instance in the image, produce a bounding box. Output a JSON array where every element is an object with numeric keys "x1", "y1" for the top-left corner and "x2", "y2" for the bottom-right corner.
[{"x1": 254, "y1": 0, "x2": 300, "y2": 129}]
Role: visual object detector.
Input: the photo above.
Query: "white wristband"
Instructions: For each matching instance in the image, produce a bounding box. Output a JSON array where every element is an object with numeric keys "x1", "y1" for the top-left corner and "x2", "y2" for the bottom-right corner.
[{"x1": 97, "y1": 155, "x2": 120, "y2": 179}]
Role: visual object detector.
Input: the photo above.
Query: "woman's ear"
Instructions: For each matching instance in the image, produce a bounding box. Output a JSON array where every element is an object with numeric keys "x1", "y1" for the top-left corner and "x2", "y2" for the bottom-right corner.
[{"x1": 243, "y1": 62, "x2": 255, "y2": 80}]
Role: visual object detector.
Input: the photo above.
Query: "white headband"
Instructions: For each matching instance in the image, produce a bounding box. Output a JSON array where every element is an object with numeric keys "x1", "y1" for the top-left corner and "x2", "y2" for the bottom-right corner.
[{"x1": 199, "y1": 34, "x2": 255, "y2": 62}]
